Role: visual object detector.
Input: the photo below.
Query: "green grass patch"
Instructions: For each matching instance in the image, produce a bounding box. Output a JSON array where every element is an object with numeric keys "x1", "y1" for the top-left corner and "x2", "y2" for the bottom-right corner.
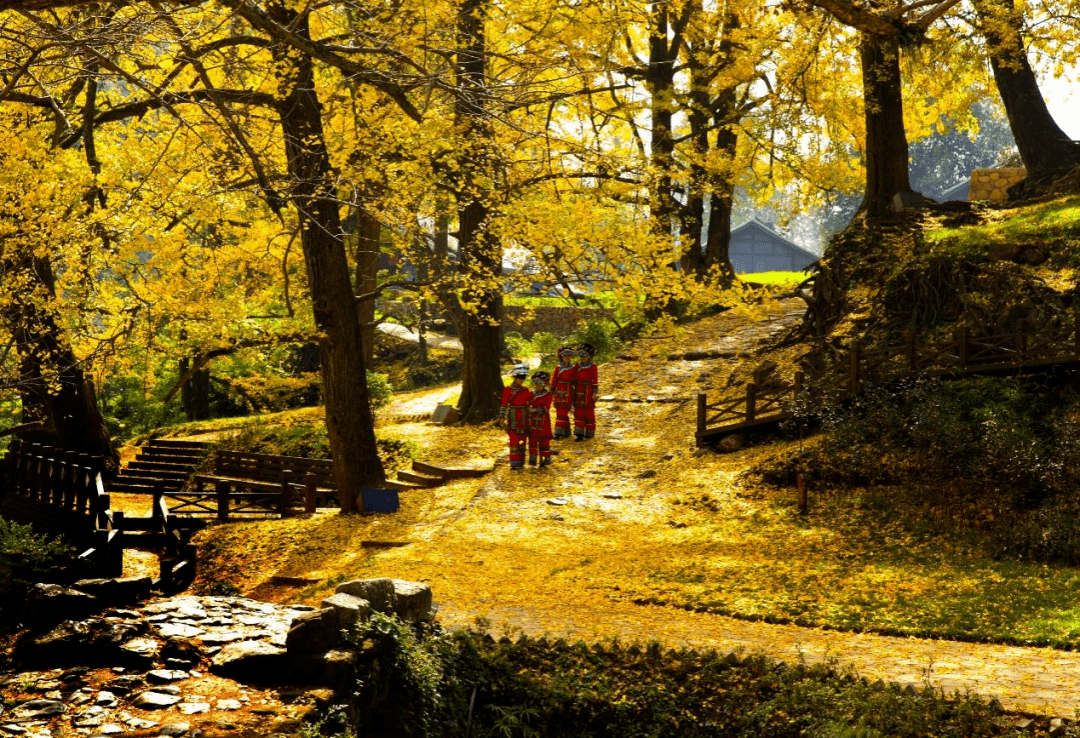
[
  {"x1": 924, "y1": 194, "x2": 1080, "y2": 262},
  {"x1": 739, "y1": 271, "x2": 811, "y2": 285}
]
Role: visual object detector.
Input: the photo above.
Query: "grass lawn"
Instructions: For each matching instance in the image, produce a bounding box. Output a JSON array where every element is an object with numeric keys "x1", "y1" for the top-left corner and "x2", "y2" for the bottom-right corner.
[
  {"x1": 924, "y1": 193, "x2": 1080, "y2": 258},
  {"x1": 739, "y1": 271, "x2": 811, "y2": 285}
]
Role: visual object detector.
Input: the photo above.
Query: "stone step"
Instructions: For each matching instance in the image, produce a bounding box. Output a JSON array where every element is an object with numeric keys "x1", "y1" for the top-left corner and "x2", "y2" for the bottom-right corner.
[
  {"x1": 127, "y1": 460, "x2": 197, "y2": 473},
  {"x1": 147, "y1": 439, "x2": 213, "y2": 450},
  {"x1": 395, "y1": 470, "x2": 444, "y2": 488},
  {"x1": 412, "y1": 460, "x2": 492, "y2": 479},
  {"x1": 116, "y1": 468, "x2": 190, "y2": 481}
]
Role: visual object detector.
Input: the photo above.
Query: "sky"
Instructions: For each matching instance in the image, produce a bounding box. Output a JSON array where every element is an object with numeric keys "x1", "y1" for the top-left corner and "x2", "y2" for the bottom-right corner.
[{"x1": 1043, "y1": 73, "x2": 1080, "y2": 139}]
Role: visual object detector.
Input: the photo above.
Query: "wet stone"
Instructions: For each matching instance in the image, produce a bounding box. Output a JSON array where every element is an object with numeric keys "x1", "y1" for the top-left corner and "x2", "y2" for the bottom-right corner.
[
  {"x1": 157, "y1": 624, "x2": 202, "y2": 639},
  {"x1": 96, "y1": 725, "x2": 124, "y2": 735},
  {"x1": 216, "y1": 700, "x2": 242, "y2": 711},
  {"x1": 159, "y1": 722, "x2": 191, "y2": 736}
]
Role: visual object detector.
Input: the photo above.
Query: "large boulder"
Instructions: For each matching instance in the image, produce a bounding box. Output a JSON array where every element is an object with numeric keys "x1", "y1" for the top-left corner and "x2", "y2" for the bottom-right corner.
[
  {"x1": 209, "y1": 640, "x2": 288, "y2": 682},
  {"x1": 319, "y1": 592, "x2": 372, "y2": 628},
  {"x1": 285, "y1": 609, "x2": 342, "y2": 654},
  {"x1": 287, "y1": 649, "x2": 356, "y2": 689},
  {"x1": 335, "y1": 578, "x2": 395, "y2": 614},
  {"x1": 73, "y1": 576, "x2": 153, "y2": 605},
  {"x1": 19, "y1": 617, "x2": 151, "y2": 668},
  {"x1": 21, "y1": 583, "x2": 100, "y2": 630},
  {"x1": 391, "y1": 580, "x2": 433, "y2": 623}
]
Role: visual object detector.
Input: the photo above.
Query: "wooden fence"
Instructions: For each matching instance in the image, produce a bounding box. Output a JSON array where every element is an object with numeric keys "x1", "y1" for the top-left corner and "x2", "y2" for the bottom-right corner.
[
  {"x1": 697, "y1": 316, "x2": 1080, "y2": 446},
  {"x1": 1, "y1": 440, "x2": 197, "y2": 587}
]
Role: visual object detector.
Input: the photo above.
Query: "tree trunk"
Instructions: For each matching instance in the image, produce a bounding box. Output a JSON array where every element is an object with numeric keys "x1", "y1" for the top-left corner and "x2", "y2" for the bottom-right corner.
[
  {"x1": 2, "y1": 251, "x2": 118, "y2": 469},
  {"x1": 179, "y1": 357, "x2": 211, "y2": 421},
  {"x1": 453, "y1": 0, "x2": 503, "y2": 424},
  {"x1": 974, "y1": 0, "x2": 1080, "y2": 179},
  {"x1": 354, "y1": 207, "x2": 381, "y2": 366},
  {"x1": 270, "y1": 5, "x2": 385, "y2": 508},
  {"x1": 647, "y1": 2, "x2": 677, "y2": 245},
  {"x1": 858, "y1": 33, "x2": 917, "y2": 217}
]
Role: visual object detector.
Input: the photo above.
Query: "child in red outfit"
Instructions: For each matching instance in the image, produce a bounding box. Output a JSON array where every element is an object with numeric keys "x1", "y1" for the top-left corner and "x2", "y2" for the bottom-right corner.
[
  {"x1": 500, "y1": 364, "x2": 533, "y2": 470},
  {"x1": 573, "y1": 342, "x2": 598, "y2": 440},
  {"x1": 527, "y1": 370, "x2": 554, "y2": 467},
  {"x1": 551, "y1": 346, "x2": 577, "y2": 439}
]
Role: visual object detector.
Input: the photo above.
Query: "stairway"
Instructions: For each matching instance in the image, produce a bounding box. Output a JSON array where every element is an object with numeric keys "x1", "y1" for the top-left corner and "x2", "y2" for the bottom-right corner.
[
  {"x1": 107, "y1": 439, "x2": 212, "y2": 495},
  {"x1": 382, "y1": 460, "x2": 492, "y2": 491}
]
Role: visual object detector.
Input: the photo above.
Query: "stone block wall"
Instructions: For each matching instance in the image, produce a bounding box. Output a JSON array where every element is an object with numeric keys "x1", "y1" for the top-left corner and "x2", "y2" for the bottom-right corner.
[
  {"x1": 969, "y1": 167, "x2": 1027, "y2": 202},
  {"x1": 503, "y1": 305, "x2": 614, "y2": 337}
]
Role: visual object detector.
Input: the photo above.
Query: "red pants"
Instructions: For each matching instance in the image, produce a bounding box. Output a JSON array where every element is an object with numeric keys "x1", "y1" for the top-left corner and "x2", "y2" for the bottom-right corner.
[
  {"x1": 507, "y1": 431, "x2": 527, "y2": 466},
  {"x1": 554, "y1": 405, "x2": 572, "y2": 436},
  {"x1": 574, "y1": 405, "x2": 596, "y2": 438},
  {"x1": 529, "y1": 435, "x2": 552, "y2": 462}
]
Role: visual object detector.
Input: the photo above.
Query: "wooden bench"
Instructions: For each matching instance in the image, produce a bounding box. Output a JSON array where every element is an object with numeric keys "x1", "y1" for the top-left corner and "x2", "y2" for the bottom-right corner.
[{"x1": 170, "y1": 450, "x2": 339, "y2": 520}]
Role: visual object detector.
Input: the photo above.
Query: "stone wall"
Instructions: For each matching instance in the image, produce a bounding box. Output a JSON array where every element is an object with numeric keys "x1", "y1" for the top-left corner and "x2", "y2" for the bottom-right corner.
[
  {"x1": 969, "y1": 167, "x2": 1027, "y2": 202},
  {"x1": 503, "y1": 305, "x2": 614, "y2": 337}
]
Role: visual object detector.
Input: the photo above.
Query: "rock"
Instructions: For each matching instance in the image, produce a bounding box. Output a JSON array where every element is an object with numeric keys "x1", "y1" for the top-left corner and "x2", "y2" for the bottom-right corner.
[
  {"x1": 216, "y1": 699, "x2": 242, "y2": 711},
  {"x1": 94, "y1": 691, "x2": 118, "y2": 706},
  {"x1": 1050, "y1": 718, "x2": 1068, "y2": 736},
  {"x1": 391, "y1": 580, "x2": 433, "y2": 623},
  {"x1": 602, "y1": 493, "x2": 623, "y2": 499},
  {"x1": 10, "y1": 699, "x2": 66, "y2": 720},
  {"x1": 286, "y1": 609, "x2": 342, "y2": 654},
  {"x1": 21, "y1": 584, "x2": 99, "y2": 631},
  {"x1": 157, "y1": 623, "x2": 203, "y2": 639},
  {"x1": 98, "y1": 724, "x2": 125, "y2": 735},
  {"x1": 72, "y1": 577, "x2": 153, "y2": 605},
  {"x1": 177, "y1": 702, "x2": 210, "y2": 715},
  {"x1": 288, "y1": 649, "x2": 357, "y2": 688},
  {"x1": 210, "y1": 640, "x2": 288, "y2": 682},
  {"x1": 1013, "y1": 718, "x2": 1034, "y2": 732},
  {"x1": 21, "y1": 618, "x2": 150, "y2": 669},
  {"x1": 159, "y1": 722, "x2": 191, "y2": 736},
  {"x1": 72, "y1": 705, "x2": 107, "y2": 727},
  {"x1": 147, "y1": 669, "x2": 189, "y2": 684},
  {"x1": 636, "y1": 470, "x2": 657, "y2": 479},
  {"x1": 717, "y1": 434, "x2": 744, "y2": 453},
  {"x1": 692, "y1": 447, "x2": 712, "y2": 457},
  {"x1": 661, "y1": 452, "x2": 675, "y2": 461},
  {"x1": 319, "y1": 593, "x2": 372, "y2": 628},
  {"x1": 103, "y1": 675, "x2": 144, "y2": 694},
  {"x1": 198, "y1": 630, "x2": 247, "y2": 645},
  {"x1": 132, "y1": 691, "x2": 182, "y2": 709},
  {"x1": 335, "y1": 578, "x2": 396, "y2": 614},
  {"x1": 159, "y1": 638, "x2": 203, "y2": 669},
  {"x1": 546, "y1": 497, "x2": 568, "y2": 506}
]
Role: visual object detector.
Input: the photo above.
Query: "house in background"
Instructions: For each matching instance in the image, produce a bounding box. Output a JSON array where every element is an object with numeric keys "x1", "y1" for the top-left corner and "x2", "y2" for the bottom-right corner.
[
  {"x1": 729, "y1": 218, "x2": 818, "y2": 274},
  {"x1": 939, "y1": 179, "x2": 971, "y2": 201}
]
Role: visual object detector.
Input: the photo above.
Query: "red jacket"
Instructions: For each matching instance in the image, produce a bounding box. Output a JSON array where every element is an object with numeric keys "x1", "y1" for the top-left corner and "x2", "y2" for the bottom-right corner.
[
  {"x1": 573, "y1": 362, "x2": 598, "y2": 408},
  {"x1": 552, "y1": 364, "x2": 576, "y2": 409},
  {"x1": 528, "y1": 390, "x2": 553, "y2": 437},
  {"x1": 501, "y1": 384, "x2": 533, "y2": 433}
]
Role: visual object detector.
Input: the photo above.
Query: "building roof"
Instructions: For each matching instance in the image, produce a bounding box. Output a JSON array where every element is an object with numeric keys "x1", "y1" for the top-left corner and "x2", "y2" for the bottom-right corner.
[
  {"x1": 939, "y1": 179, "x2": 970, "y2": 201},
  {"x1": 730, "y1": 218, "x2": 819, "y2": 263}
]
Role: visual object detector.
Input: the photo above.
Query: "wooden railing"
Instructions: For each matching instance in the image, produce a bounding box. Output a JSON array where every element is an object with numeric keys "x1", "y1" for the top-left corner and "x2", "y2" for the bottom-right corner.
[
  {"x1": 697, "y1": 314, "x2": 1080, "y2": 445},
  {"x1": 1, "y1": 440, "x2": 198, "y2": 587},
  {"x1": 1, "y1": 440, "x2": 111, "y2": 531}
]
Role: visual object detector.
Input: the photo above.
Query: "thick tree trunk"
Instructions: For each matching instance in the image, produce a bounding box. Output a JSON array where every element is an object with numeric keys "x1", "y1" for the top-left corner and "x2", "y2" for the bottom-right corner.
[
  {"x1": 271, "y1": 5, "x2": 385, "y2": 509},
  {"x1": 179, "y1": 357, "x2": 211, "y2": 421},
  {"x1": 858, "y1": 33, "x2": 917, "y2": 217},
  {"x1": 647, "y1": 3, "x2": 677, "y2": 245},
  {"x1": 453, "y1": 0, "x2": 503, "y2": 424},
  {"x1": 974, "y1": 0, "x2": 1080, "y2": 179},
  {"x1": 2, "y1": 252, "x2": 118, "y2": 469},
  {"x1": 354, "y1": 208, "x2": 381, "y2": 366}
]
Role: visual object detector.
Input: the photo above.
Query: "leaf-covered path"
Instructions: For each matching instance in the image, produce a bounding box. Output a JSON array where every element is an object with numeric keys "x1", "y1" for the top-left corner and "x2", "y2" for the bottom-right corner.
[{"x1": 195, "y1": 296, "x2": 1080, "y2": 720}]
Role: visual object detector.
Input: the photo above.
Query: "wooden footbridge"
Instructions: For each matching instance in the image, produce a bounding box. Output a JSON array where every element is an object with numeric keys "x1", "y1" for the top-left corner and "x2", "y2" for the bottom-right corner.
[
  {"x1": 0, "y1": 440, "x2": 199, "y2": 589},
  {"x1": 697, "y1": 317, "x2": 1080, "y2": 446}
]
